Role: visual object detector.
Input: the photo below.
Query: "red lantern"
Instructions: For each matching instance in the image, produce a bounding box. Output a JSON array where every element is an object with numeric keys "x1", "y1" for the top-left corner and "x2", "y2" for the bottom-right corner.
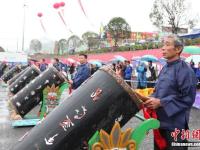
[
  {"x1": 60, "y1": 2, "x2": 65, "y2": 7},
  {"x1": 37, "y1": 12, "x2": 43, "y2": 17},
  {"x1": 53, "y1": 3, "x2": 60, "y2": 9}
]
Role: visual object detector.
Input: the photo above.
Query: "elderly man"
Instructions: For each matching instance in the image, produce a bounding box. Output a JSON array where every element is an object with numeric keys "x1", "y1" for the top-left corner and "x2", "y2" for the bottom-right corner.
[{"x1": 142, "y1": 35, "x2": 197, "y2": 150}]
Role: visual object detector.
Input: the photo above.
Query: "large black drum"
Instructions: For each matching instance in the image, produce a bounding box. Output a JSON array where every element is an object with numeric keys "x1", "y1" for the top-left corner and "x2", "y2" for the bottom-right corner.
[
  {"x1": 10, "y1": 67, "x2": 66, "y2": 117},
  {"x1": 1, "y1": 66, "x2": 21, "y2": 83},
  {"x1": 0, "y1": 63, "x2": 7, "y2": 77},
  {"x1": 13, "y1": 66, "x2": 142, "y2": 150},
  {"x1": 7, "y1": 66, "x2": 29, "y2": 85},
  {"x1": 9, "y1": 66, "x2": 41, "y2": 94}
]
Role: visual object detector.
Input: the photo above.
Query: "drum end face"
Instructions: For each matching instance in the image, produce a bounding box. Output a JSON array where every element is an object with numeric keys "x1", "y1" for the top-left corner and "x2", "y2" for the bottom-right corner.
[
  {"x1": 7, "y1": 99, "x2": 22, "y2": 120},
  {"x1": 100, "y1": 65, "x2": 142, "y2": 107}
]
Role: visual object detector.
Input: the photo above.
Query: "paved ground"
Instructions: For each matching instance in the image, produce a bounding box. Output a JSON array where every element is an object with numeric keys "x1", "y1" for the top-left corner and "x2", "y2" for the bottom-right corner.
[{"x1": 0, "y1": 84, "x2": 200, "y2": 150}]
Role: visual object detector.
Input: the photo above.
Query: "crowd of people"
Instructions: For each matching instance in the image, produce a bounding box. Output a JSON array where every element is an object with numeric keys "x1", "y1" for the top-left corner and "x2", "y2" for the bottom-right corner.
[
  {"x1": 1, "y1": 54, "x2": 199, "y2": 90},
  {"x1": 112, "y1": 60, "x2": 158, "y2": 89}
]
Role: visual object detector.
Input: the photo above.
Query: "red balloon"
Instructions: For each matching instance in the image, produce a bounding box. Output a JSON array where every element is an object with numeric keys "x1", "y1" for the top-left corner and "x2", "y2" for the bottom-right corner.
[
  {"x1": 37, "y1": 12, "x2": 43, "y2": 17},
  {"x1": 53, "y1": 3, "x2": 60, "y2": 9},
  {"x1": 60, "y1": 2, "x2": 65, "y2": 7}
]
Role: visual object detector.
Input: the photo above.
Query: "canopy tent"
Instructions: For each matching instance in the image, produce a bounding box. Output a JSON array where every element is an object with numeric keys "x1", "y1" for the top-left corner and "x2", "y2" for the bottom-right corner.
[
  {"x1": 140, "y1": 55, "x2": 158, "y2": 62},
  {"x1": 0, "y1": 52, "x2": 28, "y2": 64},
  {"x1": 185, "y1": 55, "x2": 200, "y2": 66},
  {"x1": 179, "y1": 29, "x2": 200, "y2": 39},
  {"x1": 183, "y1": 46, "x2": 200, "y2": 55}
]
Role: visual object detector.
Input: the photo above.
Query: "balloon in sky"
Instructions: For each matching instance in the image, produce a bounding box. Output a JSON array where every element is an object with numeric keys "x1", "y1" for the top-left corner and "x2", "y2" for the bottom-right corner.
[
  {"x1": 53, "y1": 2, "x2": 73, "y2": 34},
  {"x1": 37, "y1": 12, "x2": 46, "y2": 33},
  {"x1": 59, "y1": 1, "x2": 65, "y2": 16},
  {"x1": 37, "y1": 12, "x2": 43, "y2": 18},
  {"x1": 53, "y1": 3, "x2": 60, "y2": 9},
  {"x1": 60, "y1": 2, "x2": 65, "y2": 7}
]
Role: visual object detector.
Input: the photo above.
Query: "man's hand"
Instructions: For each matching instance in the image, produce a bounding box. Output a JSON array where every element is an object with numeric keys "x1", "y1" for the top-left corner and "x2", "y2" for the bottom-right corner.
[
  {"x1": 144, "y1": 97, "x2": 161, "y2": 109},
  {"x1": 66, "y1": 79, "x2": 73, "y2": 84}
]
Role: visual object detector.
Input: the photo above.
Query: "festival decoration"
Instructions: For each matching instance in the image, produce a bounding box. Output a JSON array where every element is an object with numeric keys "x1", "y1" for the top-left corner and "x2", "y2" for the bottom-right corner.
[{"x1": 37, "y1": 12, "x2": 46, "y2": 33}]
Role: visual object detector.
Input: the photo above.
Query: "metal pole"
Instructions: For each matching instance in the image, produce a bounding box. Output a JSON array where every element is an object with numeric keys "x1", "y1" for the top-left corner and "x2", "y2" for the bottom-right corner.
[{"x1": 22, "y1": 3, "x2": 26, "y2": 52}]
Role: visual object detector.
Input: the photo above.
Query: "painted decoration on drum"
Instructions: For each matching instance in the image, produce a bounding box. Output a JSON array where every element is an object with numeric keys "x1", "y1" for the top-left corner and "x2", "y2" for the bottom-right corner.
[
  {"x1": 42, "y1": 84, "x2": 61, "y2": 115},
  {"x1": 45, "y1": 133, "x2": 59, "y2": 146},
  {"x1": 59, "y1": 115, "x2": 75, "y2": 131},
  {"x1": 91, "y1": 88, "x2": 103, "y2": 102},
  {"x1": 74, "y1": 106, "x2": 87, "y2": 120}
]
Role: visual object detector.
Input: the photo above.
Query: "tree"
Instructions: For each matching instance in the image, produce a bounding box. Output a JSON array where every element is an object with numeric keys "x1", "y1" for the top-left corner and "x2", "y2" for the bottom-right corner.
[
  {"x1": 29, "y1": 39, "x2": 42, "y2": 53},
  {"x1": 67, "y1": 35, "x2": 82, "y2": 53},
  {"x1": 104, "y1": 17, "x2": 131, "y2": 47},
  {"x1": 58, "y1": 39, "x2": 67, "y2": 54},
  {"x1": 82, "y1": 31, "x2": 100, "y2": 50},
  {"x1": 0, "y1": 46, "x2": 5, "y2": 52},
  {"x1": 149, "y1": 0, "x2": 198, "y2": 34}
]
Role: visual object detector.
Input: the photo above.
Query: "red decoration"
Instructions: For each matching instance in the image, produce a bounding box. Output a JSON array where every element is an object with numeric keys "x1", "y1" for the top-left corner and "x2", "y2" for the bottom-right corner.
[
  {"x1": 37, "y1": 12, "x2": 43, "y2": 18},
  {"x1": 60, "y1": 2, "x2": 65, "y2": 7},
  {"x1": 53, "y1": 3, "x2": 60, "y2": 9}
]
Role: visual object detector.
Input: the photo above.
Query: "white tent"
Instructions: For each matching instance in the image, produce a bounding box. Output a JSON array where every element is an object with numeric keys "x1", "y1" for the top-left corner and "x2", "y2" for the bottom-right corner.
[{"x1": 0, "y1": 52, "x2": 28, "y2": 63}]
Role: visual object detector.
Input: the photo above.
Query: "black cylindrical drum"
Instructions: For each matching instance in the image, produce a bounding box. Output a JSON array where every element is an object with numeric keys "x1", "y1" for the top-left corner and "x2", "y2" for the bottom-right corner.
[
  {"x1": 10, "y1": 67, "x2": 66, "y2": 117},
  {"x1": 9, "y1": 66, "x2": 41, "y2": 94},
  {"x1": 1, "y1": 66, "x2": 21, "y2": 83},
  {"x1": 13, "y1": 66, "x2": 141, "y2": 150},
  {"x1": 7, "y1": 66, "x2": 29, "y2": 85},
  {"x1": 0, "y1": 63, "x2": 7, "y2": 77}
]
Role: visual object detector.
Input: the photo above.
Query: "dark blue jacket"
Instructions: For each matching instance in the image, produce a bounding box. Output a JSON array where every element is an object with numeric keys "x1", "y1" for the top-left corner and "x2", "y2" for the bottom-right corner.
[
  {"x1": 124, "y1": 65, "x2": 132, "y2": 80},
  {"x1": 72, "y1": 63, "x2": 90, "y2": 89},
  {"x1": 152, "y1": 59, "x2": 197, "y2": 130},
  {"x1": 39, "y1": 63, "x2": 48, "y2": 72},
  {"x1": 196, "y1": 68, "x2": 200, "y2": 78}
]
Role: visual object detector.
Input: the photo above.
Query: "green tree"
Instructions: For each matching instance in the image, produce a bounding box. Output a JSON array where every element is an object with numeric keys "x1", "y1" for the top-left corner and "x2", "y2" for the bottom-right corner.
[
  {"x1": 58, "y1": 39, "x2": 67, "y2": 54},
  {"x1": 29, "y1": 39, "x2": 42, "y2": 53},
  {"x1": 105, "y1": 17, "x2": 131, "y2": 47},
  {"x1": 82, "y1": 31, "x2": 100, "y2": 50},
  {"x1": 0, "y1": 46, "x2": 5, "y2": 52},
  {"x1": 149, "y1": 0, "x2": 198, "y2": 34},
  {"x1": 67, "y1": 35, "x2": 82, "y2": 53}
]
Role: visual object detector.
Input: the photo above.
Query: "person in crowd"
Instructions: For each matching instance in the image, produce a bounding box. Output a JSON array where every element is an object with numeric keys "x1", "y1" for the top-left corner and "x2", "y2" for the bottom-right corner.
[
  {"x1": 124, "y1": 60, "x2": 133, "y2": 86},
  {"x1": 39, "y1": 58, "x2": 48, "y2": 72},
  {"x1": 147, "y1": 60, "x2": 157, "y2": 88},
  {"x1": 196, "y1": 62, "x2": 200, "y2": 89},
  {"x1": 116, "y1": 63, "x2": 123, "y2": 77},
  {"x1": 136, "y1": 61, "x2": 147, "y2": 89},
  {"x1": 67, "y1": 54, "x2": 91, "y2": 90},
  {"x1": 52, "y1": 58, "x2": 62, "y2": 71},
  {"x1": 190, "y1": 60, "x2": 196, "y2": 73},
  {"x1": 141, "y1": 35, "x2": 197, "y2": 150},
  {"x1": 69, "y1": 63, "x2": 76, "y2": 78},
  {"x1": 90, "y1": 64, "x2": 98, "y2": 75},
  {"x1": 112, "y1": 63, "x2": 116, "y2": 72}
]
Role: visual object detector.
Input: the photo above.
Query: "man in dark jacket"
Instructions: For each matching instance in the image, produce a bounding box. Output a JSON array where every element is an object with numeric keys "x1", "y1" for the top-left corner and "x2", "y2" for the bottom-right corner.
[
  {"x1": 68, "y1": 54, "x2": 90, "y2": 90},
  {"x1": 124, "y1": 60, "x2": 132, "y2": 86},
  {"x1": 39, "y1": 59, "x2": 48, "y2": 72},
  {"x1": 143, "y1": 35, "x2": 197, "y2": 150}
]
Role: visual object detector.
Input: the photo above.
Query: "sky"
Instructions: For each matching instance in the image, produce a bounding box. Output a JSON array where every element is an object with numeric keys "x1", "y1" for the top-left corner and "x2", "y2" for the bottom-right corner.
[{"x1": 0, "y1": 0, "x2": 199, "y2": 52}]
